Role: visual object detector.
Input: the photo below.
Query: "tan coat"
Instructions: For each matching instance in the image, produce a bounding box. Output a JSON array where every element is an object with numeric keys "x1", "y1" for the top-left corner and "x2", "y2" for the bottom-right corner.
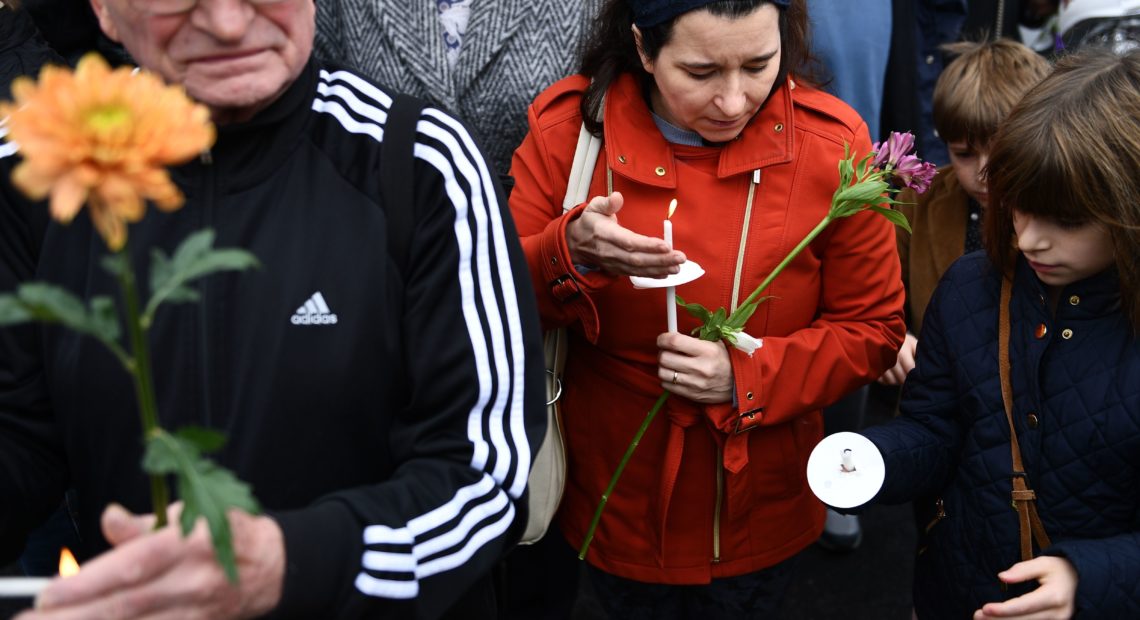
[{"x1": 897, "y1": 166, "x2": 970, "y2": 335}]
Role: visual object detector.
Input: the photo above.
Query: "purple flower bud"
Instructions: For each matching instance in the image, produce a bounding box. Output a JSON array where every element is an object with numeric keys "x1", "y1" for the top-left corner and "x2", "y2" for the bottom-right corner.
[
  {"x1": 893, "y1": 154, "x2": 938, "y2": 193},
  {"x1": 871, "y1": 131, "x2": 917, "y2": 169}
]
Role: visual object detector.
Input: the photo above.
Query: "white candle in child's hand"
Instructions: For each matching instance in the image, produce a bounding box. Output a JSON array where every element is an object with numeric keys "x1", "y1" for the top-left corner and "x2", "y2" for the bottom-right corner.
[
  {"x1": 0, "y1": 577, "x2": 50, "y2": 598},
  {"x1": 665, "y1": 199, "x2": 678, "y2": 333}
]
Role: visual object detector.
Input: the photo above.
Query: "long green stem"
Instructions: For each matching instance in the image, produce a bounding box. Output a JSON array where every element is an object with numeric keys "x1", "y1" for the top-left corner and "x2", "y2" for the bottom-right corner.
[
  {"x1": 115, "y1": 248, "x2": 170, "y2": 528},
  {"x1": 735, "y1": 214, "x2": 833, "y2": 313},
  {"x1": 579, "y1": 391, "x2": 671, "y2": 560}
]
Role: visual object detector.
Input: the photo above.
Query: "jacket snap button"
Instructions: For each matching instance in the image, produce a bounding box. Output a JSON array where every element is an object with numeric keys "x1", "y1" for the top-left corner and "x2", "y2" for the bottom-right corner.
[
  {"x1": 618, "y1": 155, "x2": 627, "y2": 164},
  {"x1": 1061, "y1": 328, "x2": 1073, "y2": 340},
  {"x1": 1027, "y1": 413, "x2": 1039, "y2": 429},
  {"x1": 746, "y1": 391, "x2": 754, "y2": 400},
  {"x1": 654, "y1": 166, "x2": 666, "y2": 176},
  {"x1": 1069, "y1": 295, "x2": 1080, "y2": 305},
  {"x1": 1034, "y1": 323, "x2": 1047, "y2": 339},
  {"x1": 550, "y1": 257, "x2": 558, "y2": 265},
  {"x1": 774, "y1": 123, "x2": 784, "y2": 133}
]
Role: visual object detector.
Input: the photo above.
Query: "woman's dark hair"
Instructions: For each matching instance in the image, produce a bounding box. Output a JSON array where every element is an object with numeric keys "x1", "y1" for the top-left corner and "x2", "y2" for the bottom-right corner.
[
  {"x1": 984, "y1": 48, "x2": 1140, "y2": 330},
  {"x1": 577, "y1": 0, "x2": 813, "y2": 136}
]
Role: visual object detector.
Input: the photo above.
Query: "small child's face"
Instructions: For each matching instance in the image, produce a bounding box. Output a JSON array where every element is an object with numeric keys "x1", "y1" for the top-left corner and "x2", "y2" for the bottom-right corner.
[
  {"x1": 947, "y1": 140, "x2": 989, "y2": 208},
  {"x1": 1013, "y1": 210, "x2": 1116, "y2": 290}
]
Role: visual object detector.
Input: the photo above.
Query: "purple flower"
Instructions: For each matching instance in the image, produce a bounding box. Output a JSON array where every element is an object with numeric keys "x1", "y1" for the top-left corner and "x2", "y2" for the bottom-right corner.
[
  {"x1": 893, "y1": 154, "x2": 938, "y2": 193},
  {"x1": 871, "y1": 131, "x2": 917, "y2": 169}
]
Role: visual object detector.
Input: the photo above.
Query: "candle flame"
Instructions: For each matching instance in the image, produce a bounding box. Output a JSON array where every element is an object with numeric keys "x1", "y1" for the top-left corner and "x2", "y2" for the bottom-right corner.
[
  {"x1": 58, "y1": 548, "x2": 79, "y2": 577},
  {"x1": 667, "y1": 198, "x2": 677, "y2": 219}
]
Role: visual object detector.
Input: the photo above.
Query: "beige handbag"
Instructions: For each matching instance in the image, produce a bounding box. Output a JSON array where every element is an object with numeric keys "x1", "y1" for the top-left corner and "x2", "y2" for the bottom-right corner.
[{"x1": 519, "y1": 118, "x2": 603, "y2": 544}]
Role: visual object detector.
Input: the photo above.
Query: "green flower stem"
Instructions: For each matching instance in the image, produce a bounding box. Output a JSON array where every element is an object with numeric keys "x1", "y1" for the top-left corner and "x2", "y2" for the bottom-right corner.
[
  {"x1": 579, "y1": 391, "x2": 671, "y2": 560},
  {"x1": 115, "y1": 246, "x2": 171, "y2": 529},
  {"x1": 735, "y1": 214, "x2": 833, "y2": 314}
]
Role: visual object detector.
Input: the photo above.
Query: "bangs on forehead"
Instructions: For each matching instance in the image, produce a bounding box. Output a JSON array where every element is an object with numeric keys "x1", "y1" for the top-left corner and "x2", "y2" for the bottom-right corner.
[{"x1": 987, "y1": 105, "x2": 1103, "y2": 226}]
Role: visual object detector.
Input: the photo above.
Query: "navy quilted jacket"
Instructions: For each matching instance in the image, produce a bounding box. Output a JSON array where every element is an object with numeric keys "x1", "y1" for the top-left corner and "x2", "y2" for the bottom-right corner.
[{"x1": 863, "y1": 252, "x2": 1140, "y2": 619}]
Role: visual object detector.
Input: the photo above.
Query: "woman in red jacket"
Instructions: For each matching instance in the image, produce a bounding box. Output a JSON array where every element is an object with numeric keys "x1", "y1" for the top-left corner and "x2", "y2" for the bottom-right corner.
[{"x1": 509, "y1": 0, "x2": 905, "y2": 614}]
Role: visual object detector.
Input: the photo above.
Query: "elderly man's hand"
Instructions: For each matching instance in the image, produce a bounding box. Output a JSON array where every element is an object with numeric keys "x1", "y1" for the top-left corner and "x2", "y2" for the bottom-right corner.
[{"x1": 18, "y1": 503, "x2": 285, "y2": 620}]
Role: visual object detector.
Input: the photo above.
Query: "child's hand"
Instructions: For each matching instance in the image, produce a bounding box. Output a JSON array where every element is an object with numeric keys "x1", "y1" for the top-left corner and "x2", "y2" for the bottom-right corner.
[
  {"x1": 878, "y1": 332, "x2": 918, "y2": 386},
  {"x1": 973, "y1": 555, "x2": 1078, "y2": 619}
]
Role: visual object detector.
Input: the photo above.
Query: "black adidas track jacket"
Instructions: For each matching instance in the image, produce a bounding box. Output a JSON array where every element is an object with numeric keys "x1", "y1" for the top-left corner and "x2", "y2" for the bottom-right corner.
[{"x1": 0, "y1": 59, "x2": 545, "y2": 618}]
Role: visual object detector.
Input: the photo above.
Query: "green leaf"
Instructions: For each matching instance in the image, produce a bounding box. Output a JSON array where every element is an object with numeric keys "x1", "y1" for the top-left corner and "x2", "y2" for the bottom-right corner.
[
  {"x1": 677, "y1": 296, "x2": 713, "y2": 323},
  {"x1": 17, "y1": 283, "x2": 89, "y2": 327},
  {"x1": 176, "y1": 426, "x2": 228, "y2": 453},
  {"x1": 868, "y1": 206, "x2": 913, "y2": 233},
  {"x1": 725, "y1": 299, "x2": 764, "y2": 330},
  {"x1": 856, "y1": 151, "x2": 875, "y2": 181},
  {"x1": 833, "y1": 179, "x2": 889, "y2": 207},
  {"x1": 0, "y1": 295, "x2": 34, "y2": 324},
  {"x1": 88, "y1": 297, "x2": 122, "y2": 342},
  {"x1": 145, "y1": 230, "x2": 260, "y2": 319},
  {"x1": 101, "y1": 254, "x2": 129, "y2": 278},
  {"x1": 143, "y1": 428, "x2": 261, "y2": 583}
]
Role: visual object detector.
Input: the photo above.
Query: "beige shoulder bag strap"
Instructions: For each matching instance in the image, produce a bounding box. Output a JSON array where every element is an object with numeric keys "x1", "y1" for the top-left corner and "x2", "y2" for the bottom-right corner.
[
  {"x1": 999, "y1": 276, "x2": 1053, "y2": 561},
  {"x1": 521, "y1": 101, "x2": 608, "y2": 545}
]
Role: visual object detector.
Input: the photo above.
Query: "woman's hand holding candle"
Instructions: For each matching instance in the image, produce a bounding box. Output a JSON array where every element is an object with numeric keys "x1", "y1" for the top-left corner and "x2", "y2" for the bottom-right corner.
[{"x1": 565, "y1": 192, "x2": 685, "y2": 277}]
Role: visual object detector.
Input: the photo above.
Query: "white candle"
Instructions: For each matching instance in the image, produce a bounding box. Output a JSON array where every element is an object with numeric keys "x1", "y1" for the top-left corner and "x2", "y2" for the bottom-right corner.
[
  {"x1": 665, "y1": 199, "x2": 678, "y2": 333},
  {"x1": 840, "y1": 448, "x2": 855, "y2": 473},
  {"x1": 0, "y1": 577, "x2": 50, "y2": 598}
]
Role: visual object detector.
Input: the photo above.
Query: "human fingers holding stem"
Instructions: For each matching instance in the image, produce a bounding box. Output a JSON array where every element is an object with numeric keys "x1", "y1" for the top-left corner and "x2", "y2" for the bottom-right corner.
[
  {"x1": 20, "y1": 503, "x2": 285, "y2": 620},
  {"x1": 565, "y1": 191, "x2": 686, "y2": 277},
  {"x1": 972, "y1": 556, "x2": 1078, "y2": 620},
  {"x1": 657, "y1": 332, "x2": 734, "y2": 404},
  {"x1": 878, "y1": 331, "x2": 918, "y2": 386}
]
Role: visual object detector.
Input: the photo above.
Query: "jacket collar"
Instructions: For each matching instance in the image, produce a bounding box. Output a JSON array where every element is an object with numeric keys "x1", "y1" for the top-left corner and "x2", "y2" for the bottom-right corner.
[
  {"x1": 602, "y1": 72, "x2": 794, "y2": 188},
  {"x1": 376, "y1": 0, "x2": 528, "y2": 109},
  {"x1": 174, "y1": 57, "x2": 318, "y2": 194},
  {"x1": 1016, "y1": 254, "x2": 1122, "y2": 320}
]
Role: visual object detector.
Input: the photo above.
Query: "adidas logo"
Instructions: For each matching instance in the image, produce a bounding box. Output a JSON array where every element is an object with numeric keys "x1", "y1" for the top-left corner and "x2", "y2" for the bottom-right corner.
[{"x1": 291, "y1": 291, "x2": 339, "y2": 325}]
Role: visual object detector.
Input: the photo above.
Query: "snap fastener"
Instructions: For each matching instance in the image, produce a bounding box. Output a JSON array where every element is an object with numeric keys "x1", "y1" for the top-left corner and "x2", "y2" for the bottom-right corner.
[
  {"x1": 1027, "y1": 413, "x2": 1039, "y2": 429},
  {"x1": 746, "y1": 391, "x2": 754, "y2": 400},
  {"x1": 774, "y1": 123, "x2": 784, "y2": 133},
  {"x1": 1069, "y1": 295, "x2": 1080, "y2": 306},
  {"x1": 618, "y1": 155, "x2": 627, "y2": 164},
  {"x1": 1062, "y1": 328, "x2": 1073, "y2": 340},
  {"x1": 655, "y1": 166, "x2": 666, "y2": 176},
  {"x1": 550, "y1": 257, "x2": 558, "y2": 265},
  {"x1": 1034, "y1": 323, "x2": 1047, "y2": 339}
]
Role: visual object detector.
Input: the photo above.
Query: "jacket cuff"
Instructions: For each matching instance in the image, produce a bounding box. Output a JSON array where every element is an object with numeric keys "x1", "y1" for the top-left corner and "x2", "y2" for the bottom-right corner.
[
  {"x1": 538, "y1": 203, "x2": 614, "y2": 342},
  {"x1": 727, "y1": 344, "x2": 765, "y2": 433},
  {"x1": 268, "y1": 503, "x2": 358, "y2": 618}
]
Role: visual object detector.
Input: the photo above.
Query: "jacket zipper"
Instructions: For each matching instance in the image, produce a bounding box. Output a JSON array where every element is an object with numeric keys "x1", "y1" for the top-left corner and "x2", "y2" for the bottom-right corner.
[
  {"x1": 994, "y1": 0, "x2": 1006, "y2": 39},
  {"x1": 714, "y1": 444, "x2": 724, "y2": 563},
  {"x1": 714, "y1": 169, "x2": 761, "y2": 564},
  {"x1": 198, "y1": 149, "x2": 215, "y2": 428},
  {"x1": 729, "y1": 170, "x2": 761, "y2": 311}
]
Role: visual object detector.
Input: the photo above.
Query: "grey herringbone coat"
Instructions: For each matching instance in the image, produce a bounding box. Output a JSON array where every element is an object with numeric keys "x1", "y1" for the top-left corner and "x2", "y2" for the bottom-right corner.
[{"x1": 315, "y1": 0, "x2": 600, "y2": 178}]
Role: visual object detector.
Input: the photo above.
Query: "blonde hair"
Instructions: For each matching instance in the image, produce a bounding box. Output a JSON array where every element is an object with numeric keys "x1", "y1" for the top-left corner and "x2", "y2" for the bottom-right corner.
[
  {"x1": 933, "y1": 39, "x2": 1052, "y2": 147},
  {"x1": 986, "y1": 48, "x2": 1140, "y2": 330}
]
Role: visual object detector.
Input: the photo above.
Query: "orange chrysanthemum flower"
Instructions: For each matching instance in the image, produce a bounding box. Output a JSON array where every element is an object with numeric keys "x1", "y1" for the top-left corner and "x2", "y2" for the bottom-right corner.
[{"x1": 0, "y1": 53, "x2": 215, "y2": 250}]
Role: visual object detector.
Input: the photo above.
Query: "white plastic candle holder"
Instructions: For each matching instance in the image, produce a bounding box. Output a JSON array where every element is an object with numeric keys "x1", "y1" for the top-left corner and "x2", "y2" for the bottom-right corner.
[
  {"x1": 629, "y1": 260, "x2": 705, "y2": 290},
  {"x1": 806, "y1": 431, "x2": 885, "y2": 509}
]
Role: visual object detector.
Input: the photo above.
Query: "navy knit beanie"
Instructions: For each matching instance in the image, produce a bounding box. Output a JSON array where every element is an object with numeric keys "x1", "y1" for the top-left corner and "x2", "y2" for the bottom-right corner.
[{"x1": 628, "y1": 0, "x2": 790, "y2": 28}]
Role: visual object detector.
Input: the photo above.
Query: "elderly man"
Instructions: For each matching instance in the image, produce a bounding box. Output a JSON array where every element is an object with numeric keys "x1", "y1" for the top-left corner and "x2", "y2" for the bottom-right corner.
[{"x1": 0, "y1": 0, "x2": 544, "y2": 617}]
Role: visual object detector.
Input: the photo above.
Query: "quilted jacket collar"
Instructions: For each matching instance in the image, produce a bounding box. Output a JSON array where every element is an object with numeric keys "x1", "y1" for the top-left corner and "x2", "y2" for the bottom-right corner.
[
  {"x1": 1016, "y1": 255, "x2": 1122, "y2": 320},
  {"x1": 601, "y1": 73, "x2": 794, "y2": 188}
]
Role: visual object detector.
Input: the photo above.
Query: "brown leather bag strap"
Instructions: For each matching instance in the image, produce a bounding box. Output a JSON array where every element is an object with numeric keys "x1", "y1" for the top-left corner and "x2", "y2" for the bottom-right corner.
[{"x1": 999, "y1": 276, "x2": 1053, "y2": 561}]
